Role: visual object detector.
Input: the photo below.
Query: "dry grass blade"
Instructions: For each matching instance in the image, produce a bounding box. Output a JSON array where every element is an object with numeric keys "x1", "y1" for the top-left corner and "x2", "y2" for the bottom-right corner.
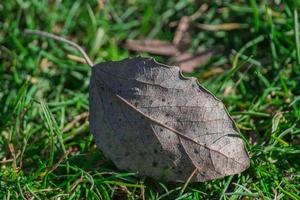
[
  {"x1": 63, "y1": 112, "x2": 89, "y2": 133},
  {"x1": 48, "y1": 149, "x2": 71, "y2": 174},
  {"x1": 125, "y1": 39, "x2": 179, "y2": 56},
  {"x1": 173, "y1": 16, "x2": 191, "y2": 49},
  {"x1": 195, "y1": 23, "x2": 245, "y2": 31},
  {"x1": 175, "y1": 51, "x2": 214, "y2": 72},
  {"x1": 0, "y1": 158, "x2": 14, "y2": 164},
  {"x1": 179, "y1": 168, "x2": 198, "y2": 195},
  {"x1": 67, "y1": 54, "x2": 87, "y2": 64},
  {"x1": 202, "y1": 67, "x2": 224, "y2": 79}
]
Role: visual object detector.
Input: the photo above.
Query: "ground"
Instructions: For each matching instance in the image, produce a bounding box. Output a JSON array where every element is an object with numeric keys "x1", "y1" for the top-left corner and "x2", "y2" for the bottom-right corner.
[{"x1": 1, "y1": 1, "x2": 300, "y2": 199}]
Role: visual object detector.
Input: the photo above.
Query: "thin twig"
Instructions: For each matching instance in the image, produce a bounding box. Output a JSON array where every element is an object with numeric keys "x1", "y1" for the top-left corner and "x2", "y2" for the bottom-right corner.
[{"x1": 24, "y1": 29, "x2": 94, "y2": 67}]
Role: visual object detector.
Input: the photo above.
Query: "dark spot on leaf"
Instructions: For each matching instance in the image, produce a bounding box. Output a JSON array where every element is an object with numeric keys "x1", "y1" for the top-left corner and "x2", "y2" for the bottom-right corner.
[
  {"x1": 162, "y1": 98, "x2": 165, "y2": 102},
  {"x1": 153, "y1": 149, "x2": 158, "y2": 154},
  {"x1": 159, "y1": 128, "x2": 163, "y2": 132},
  {"x1": 149, "y1": 99, "x2": 153, "y2": 104},
  {"x1": 120, "y1": 138, "x2": 127, "y2": 143},
  {"x1": 134, "y1": 102, "x2": 139, "y2": 107},
  {"x1": 165, "y1": 113, "x2": 170, "y2": 117},
  {"x1": 152, "y1": 161, "x2": 158, "y2": 167},
  {"x1": 139, "y1": 152, "x2": 145, "y2": 157},
  {"x1": 194, "y1": 149, "x2": 199, "y2": 154}
]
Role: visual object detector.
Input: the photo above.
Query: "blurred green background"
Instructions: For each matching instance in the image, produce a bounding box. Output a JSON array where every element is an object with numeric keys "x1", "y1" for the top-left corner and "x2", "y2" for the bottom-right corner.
[{"x1": 0, "y1": 0, "x2": 300, "y2": 199}]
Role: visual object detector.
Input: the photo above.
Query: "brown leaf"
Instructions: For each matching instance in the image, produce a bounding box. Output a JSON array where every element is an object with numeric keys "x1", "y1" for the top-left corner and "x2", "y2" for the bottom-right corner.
[
  {"x1": 125, "y1": 39, "x2": 179, "y2": 56},
  {"x1": 89, "y1": 57, "x2": 249, "y2": 182}
]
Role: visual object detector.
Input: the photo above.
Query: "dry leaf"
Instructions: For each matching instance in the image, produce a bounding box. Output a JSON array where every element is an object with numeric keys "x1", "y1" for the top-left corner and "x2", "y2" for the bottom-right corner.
[{"x1": 89, "y1": 57, "x2": 249, "y2": 182}]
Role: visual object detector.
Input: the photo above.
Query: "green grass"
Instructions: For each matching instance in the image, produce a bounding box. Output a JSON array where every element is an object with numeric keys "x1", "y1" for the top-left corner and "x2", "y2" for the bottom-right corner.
[{"x1": 1, "y1": 0, "x2": 300, "y2": 199}]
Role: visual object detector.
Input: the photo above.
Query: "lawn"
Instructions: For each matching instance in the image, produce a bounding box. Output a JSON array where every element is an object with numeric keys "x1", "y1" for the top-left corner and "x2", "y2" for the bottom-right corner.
[{"x1": 1, "y1": 0, "x2": 300, "y2": 199}]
